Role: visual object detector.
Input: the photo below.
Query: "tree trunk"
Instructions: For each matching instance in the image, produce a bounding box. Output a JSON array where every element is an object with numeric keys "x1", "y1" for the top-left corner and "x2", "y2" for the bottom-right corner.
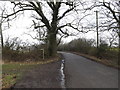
[
  {"x1": 47, "y1": 32, "x2": 57, "y2": 57},
  {"x1": 0, "y1": 24, "x2": 3, "y2": 48}
]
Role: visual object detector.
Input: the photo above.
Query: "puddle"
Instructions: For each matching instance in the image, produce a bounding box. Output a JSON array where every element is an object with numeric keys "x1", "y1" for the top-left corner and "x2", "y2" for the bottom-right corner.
[{"x1": 60, "y1": 59, "x2": 66, "y2": 89}]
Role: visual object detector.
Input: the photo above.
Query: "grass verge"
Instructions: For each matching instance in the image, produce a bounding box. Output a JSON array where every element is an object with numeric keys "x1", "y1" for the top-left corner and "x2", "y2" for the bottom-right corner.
[
  {"x1": 71, "y1": 52, "x2": 119, "y2": 69},
  {"x1": 2, "y1": 55, "x2": 60, "y2": 89}
]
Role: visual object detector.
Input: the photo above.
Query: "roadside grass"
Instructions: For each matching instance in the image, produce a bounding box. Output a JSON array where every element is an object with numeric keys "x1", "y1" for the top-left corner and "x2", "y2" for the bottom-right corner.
[
  {"x1": 2, "y1": 63, "x2": 38, "y2": 88},
  {"x1": 2, "y1": 56, "x2": 60, "y2": 88},
  {"x1": 72, "y1": 52, "x2": 119, "y2": 69},
  {"x1": 109, "y1": 48, "x2": 119, "y2": 52}
]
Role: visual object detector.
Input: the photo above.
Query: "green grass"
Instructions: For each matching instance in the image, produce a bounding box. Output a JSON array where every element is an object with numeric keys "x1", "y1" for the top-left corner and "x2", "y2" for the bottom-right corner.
[
  {"x1": 2, "y1": 63, "x2": 38, "y2": 88},
  {"x1": 2, "y1": 58, "x2": 59, "y2": 88},
  {"x1": 109, "y1": 48, "x2": 119, "y2": 52}
]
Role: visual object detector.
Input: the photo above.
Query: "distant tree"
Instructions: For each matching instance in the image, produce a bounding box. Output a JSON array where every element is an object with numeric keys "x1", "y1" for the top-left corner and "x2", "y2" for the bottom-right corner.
[
  {"x1": 63, "y1": 38, "x2": 94, "y2": 54},
  {"x1": 0, "y1": 3, "x2": 14, "y2": 48},
  {"x1": 0, "y1": 5, "x2": 7, "y2": 48}
]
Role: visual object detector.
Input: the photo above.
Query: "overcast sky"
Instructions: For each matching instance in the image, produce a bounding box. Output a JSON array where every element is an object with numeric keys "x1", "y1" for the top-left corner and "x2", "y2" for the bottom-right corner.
[{"x1": 0, "y1": 0, "x2": 118, "y2": 46}]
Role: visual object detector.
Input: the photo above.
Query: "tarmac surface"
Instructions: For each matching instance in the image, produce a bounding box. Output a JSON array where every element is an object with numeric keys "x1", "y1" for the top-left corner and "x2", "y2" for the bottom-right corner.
[{"x1": 61, "y1": 52, "x2": 118, "y2": 88}]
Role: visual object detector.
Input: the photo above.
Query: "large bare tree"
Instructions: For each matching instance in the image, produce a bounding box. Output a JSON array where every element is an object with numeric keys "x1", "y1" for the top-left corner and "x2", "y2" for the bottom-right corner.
[{"x1": 4, "y1": 1, "x2": 84, "y2": 57}]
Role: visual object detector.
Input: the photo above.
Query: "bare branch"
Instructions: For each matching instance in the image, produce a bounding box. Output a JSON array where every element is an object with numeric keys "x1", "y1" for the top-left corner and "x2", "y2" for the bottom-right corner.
[
  {"x1": 102, "y1": 1, "x2": 119, "y2": 24},
  {"x1": 58, "y1": 28, "x2": 69, "y2": 36},
  {"x1": 32, "y1": 20, "x2": 45, "y2": 29},
  {"x1": 57, "y1": 35, "x2": 64, "y2": 46},
  {"x1": 47, "y1": 2, "x2": 54, "y2": 10},
  {"x1": 24, "y1": 32, "x2": 45, "y2": 41},
  {"x1": 4, "y1": 8, "x2": 34, "y2": 18},
  {"x1": 57, "y1": 23, "x2": 70, "y2": 30},
  {"x1": 58, "y1": 6, "x2": 75, "y2": 20},
  {"x1": 29, "y1": 2, "x2": 51, "y2": 30}
]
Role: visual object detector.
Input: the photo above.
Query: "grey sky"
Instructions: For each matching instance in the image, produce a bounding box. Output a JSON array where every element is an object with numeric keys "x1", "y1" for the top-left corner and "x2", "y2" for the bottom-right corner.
[{"x1": 0, "y1": 0, "x2": 118, "y2": 46}]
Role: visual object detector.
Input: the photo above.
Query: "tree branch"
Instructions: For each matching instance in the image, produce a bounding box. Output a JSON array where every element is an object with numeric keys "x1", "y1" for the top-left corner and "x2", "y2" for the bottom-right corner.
[
  {"x1": 58, "y1": 6, "x2": 75, "y2": 20},
  {"x1": 57, "y1": 23, "x2": 70, "y2": 30},
  {"x1": 29, "y1": 2, "x2": 51, "y2": 31},
  {"x1": 4, "y1": 8, "x2": 34, "y2": 18},
  {"x1": 58, "y1": 28, "x2": 69, "y2": 36},
  {"x1": 102, "y1": 1, "x2": 119, "y2": 24},
  {"x1": 47, "y1": 2, "x2": 54, "y2": 10},
  {"x1": 57, "y1": 35, "x2": 64, "y2": 46}
]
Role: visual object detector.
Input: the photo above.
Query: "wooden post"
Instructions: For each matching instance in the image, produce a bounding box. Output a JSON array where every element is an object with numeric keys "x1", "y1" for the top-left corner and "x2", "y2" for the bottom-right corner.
[
  {"x1": 95, "y1": 11, "x2": 99, "y2": 58},
  {"x1": 41, "y1": 49, "x2": 44, "y2": 60},
  {"x1": 95, "y1": 11, "x2": 99, "y2": 48}
]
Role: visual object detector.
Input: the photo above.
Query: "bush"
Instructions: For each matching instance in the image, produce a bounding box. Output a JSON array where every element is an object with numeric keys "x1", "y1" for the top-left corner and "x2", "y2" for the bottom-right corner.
[
  {"x1": 97, "y1": 42, "x2": 108, "y2": 59},
  {"x1": 88, "y1": 47, "x2": 97, "y2": 56},
  {"x1": 2, "y1": 38, "x2": 48, "y2": 62}
]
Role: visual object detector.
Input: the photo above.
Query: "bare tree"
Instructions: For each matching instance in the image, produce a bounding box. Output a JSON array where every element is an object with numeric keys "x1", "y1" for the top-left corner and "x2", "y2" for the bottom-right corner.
[
  {"x1": 0, "y1": 5, "x2": 6, "y2": 48},
  {"x1": 4, "y1": 1, "x2": 87, "y2": 57},
  {"x1": 0, "y1": 3, "x2": 13, "y2": 48},
  {"x1": 83, "y1": 0, "x2": 119, "y2": 42},
  {"x1": 90, "y1": 0, "x2": 120, "y2": 63},
  {"x1": 102, "y1": 0, "x2": 120, "y2": 56},
  {"x1": 96, "y1": 0, "x2": 120, "y2": 64},
  {"x1": 97, "y1": 0, "x2": 119, "y2": 43}
]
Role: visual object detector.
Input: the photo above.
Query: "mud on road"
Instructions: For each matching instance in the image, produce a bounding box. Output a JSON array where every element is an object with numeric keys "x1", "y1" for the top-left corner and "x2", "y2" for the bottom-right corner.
[{"x1": 12, "y1": 60, "x2": 64, "y2": 89}]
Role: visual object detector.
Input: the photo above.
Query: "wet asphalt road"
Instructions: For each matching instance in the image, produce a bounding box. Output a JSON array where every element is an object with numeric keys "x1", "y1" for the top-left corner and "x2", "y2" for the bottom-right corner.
[{"x1": 61, "y1": 52, "x2": 119, "y2": 88}]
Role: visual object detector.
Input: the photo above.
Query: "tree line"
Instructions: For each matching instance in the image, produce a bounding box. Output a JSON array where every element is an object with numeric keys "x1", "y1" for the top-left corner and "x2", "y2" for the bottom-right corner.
[{"x1": 58, "y1": 37, "x2": 118, "y2": 65}]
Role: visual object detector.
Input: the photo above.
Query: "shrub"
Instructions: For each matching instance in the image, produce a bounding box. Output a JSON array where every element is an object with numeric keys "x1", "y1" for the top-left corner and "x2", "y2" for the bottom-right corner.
[{"x1": 2, "y1": 38, "x2": 48, "y2": 62}]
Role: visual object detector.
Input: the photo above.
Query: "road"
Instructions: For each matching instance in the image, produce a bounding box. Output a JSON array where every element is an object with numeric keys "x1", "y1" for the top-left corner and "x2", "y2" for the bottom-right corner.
[{"x1": 61, "y1": 52, "x2": 118, "y2": 88}]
